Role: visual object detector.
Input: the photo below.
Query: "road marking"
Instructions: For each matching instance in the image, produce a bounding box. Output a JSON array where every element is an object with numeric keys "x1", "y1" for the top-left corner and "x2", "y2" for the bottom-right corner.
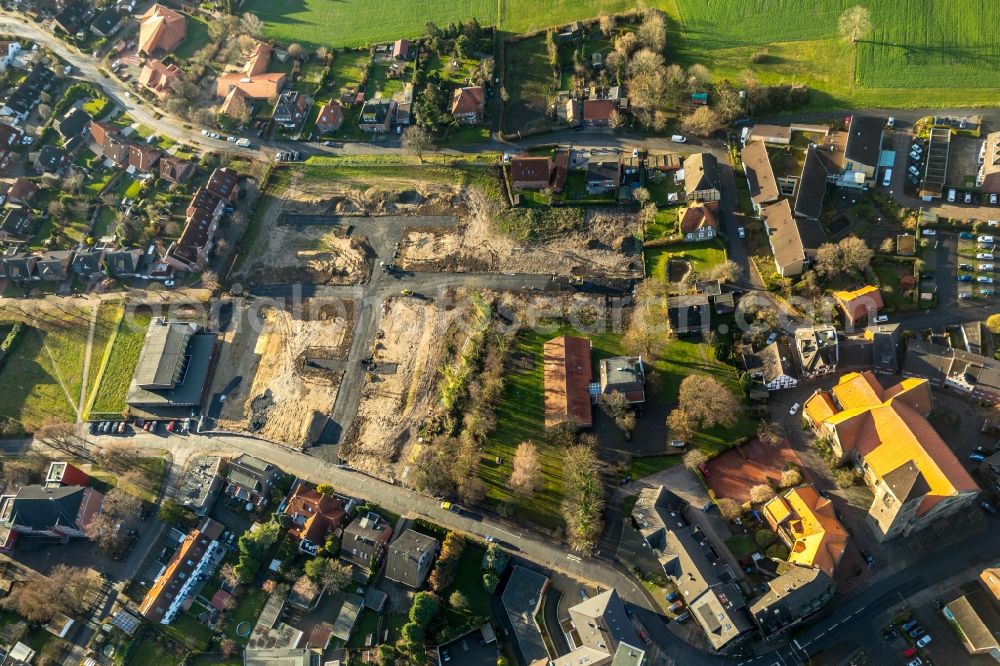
[
  {"x1": 566, "y1": 554, "x2": 582, "y2": 562},
  {"x1": 491, "y1": 526, "x2": 521, "y2": 540}
]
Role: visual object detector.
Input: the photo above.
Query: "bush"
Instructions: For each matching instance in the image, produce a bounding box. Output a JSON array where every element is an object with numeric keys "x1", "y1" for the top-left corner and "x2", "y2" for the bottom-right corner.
[
  {"x1": 779, "y1": 469, "x2": 802, "y2": 488},
  {"x1": 754, "y1": 529, "x2": 777, "y2": 549},
  {"x1": 749, "y1": 484, "x2": 776, "y2": 504},
  {"x1": 766, "y1": 543, "x2": 790, "y2": 560},
  {"x1": 717, "y1": 498, "x2": 743, "y2": 522},
  {"x1": 482, "y1": 572, "x2": 499, "y2": 593},
  {"x1": 834, "y1": 468, "x2": 856, "y2": 488}
]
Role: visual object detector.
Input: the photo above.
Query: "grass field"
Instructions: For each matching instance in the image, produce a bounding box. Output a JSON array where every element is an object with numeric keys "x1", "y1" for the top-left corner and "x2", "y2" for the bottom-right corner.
[
  {"x1": 645, "y1": 240, "x2": 726, "y2": 283},
  {"x1": 670, "y1": 0, "x2": 1000, "y2": 108},
  {"x1": 90, "y1": 313, "x2": 151, "y2": 416},
  {"x1": 174, "y1": 13, "x2": 211, "y2": 60}
]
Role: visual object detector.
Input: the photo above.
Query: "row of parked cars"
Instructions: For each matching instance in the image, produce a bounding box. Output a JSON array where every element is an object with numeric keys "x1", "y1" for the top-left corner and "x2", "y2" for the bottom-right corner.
[
  {"x1": 89, "y1": 418, "x2": 192, "y2": 435},
  {"x1": 958, "y1": 234, "x2": 999, "y2": 296}
]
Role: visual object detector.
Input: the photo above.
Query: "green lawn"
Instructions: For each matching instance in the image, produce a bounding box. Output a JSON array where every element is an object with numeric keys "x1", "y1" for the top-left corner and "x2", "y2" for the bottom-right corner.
[
  {"x1": 130, "y1": 635, "x2": 183, "y2": 666},
  {"x1": 174, "y1": 13, "x2": 211, "y2": 60},
  {"x1": 89, "y1": 313, "x2": 151, "y2": 417},
  {"x1": 441, "y1": 544, "x2": 491, "y2": 622},
  {"x1": 163, "y1": 611, "x2": 212, "y2": 651},
  {"x1": 627, "y1": 455, "x2": 681, "y2": 479},
  {"x1": 670, "y1": 0, "x2": 1000, "y2": 109},
  {"x1": 223, "y1": 589, "x2": 268, "y2": 644},
  {"x1": 645, "y1": 240, "x2": 726, "y2": 283},
  {"x1": 725, "y1": 534, "x2": 756, "y2": 559}
]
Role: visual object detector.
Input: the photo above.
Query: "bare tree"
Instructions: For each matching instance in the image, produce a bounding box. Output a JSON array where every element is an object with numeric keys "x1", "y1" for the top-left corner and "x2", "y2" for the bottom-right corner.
[
  {"x1": 599, "y1": 391, "x2": 636, "y2": 435},
  {"x1": 687, "y1": 63, "x2": 712, "y2": 89},
  {"x1": 680, "y1": 106, "x2": 722, "y2": 137},
  {"x1": 239, "y1": 12, "x2": 264, "y2": 38},
  {"x1": 402, "y1": 125, "x2": 435, "y2": 163},
  {"x1": 838, "y1": 5, "x2": 872, "y2": 44},
  {"x1": 509, "y1": 441, "x2": 541, "y2": 496},
  {"x1": 815, "y1": 236, "x2": 874, "y2": 277},
  {"x1": 756, "y1": 420, "x2": 784, "y2": 448},
  {"x1": 677, "y1": 375, "x2": 740, "y2": 430},
  {"x1": 636, "y1": 9, "x2": 667, "y2": 53},
  {"x1": 287, "y1": 43, "x2": 305, "y2": 59},
  {"x1": 683, "y1": 448, "x2": 708, "y2": 471},
  {"x1": 702, "y1": 259, "x2": 744, "y2": 283},
  {"x1": 779, "y1": 469, "x2": 802, "y2": 488},
  {"x1": 598, "y1": 12, "x2": 615, "y2": 36},
  {"x1": 667, "y1": 408, "x2": 694, "y2": 440},
  {"x1": 749, "y1": 484, "x2": 776, "y2": 504},
  {"x1": 717, "y1": 497, "x2": 742, "y2": 521},
  {"x1": 94, "y1": 440, "x2": 137, "y2": 472},
  {"x1": 2, "y1": 565, "x2": 95, "y2": 622}
]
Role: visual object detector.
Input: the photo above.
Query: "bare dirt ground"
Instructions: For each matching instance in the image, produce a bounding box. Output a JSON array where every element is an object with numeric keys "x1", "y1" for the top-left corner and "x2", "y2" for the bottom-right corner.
[
  {"x1": 212, "y1": 302, "x2": 353, "y2": 447},
  {"x1": 398, "y1": 193, "x2": 643, "y2": 277},
  {"x1": 340, "y1": 296, "x2": 448, "y2": 478},
  {"x1": 241, "y1": 222, "x2": 372, "y2": 286}
]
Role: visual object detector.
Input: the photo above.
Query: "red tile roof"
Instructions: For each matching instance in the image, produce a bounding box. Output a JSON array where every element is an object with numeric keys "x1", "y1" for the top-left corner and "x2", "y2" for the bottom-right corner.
[{"x1": 543, "y1": 335, "x2": 593, "y2": 428}]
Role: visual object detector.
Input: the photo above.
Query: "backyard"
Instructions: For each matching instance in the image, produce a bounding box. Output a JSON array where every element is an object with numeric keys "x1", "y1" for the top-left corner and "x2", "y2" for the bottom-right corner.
[
  {"x1": 89, "y1": 312, "x2": 151, "y2": 417},
  {"x1": 644, "y1": 239, "x2": 726, "y2": 283}
]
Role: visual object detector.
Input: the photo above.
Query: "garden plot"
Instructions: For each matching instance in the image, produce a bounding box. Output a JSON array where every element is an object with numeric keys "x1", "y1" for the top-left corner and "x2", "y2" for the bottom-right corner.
[{"x1": 213, "y1": 304, "x2": 353, "y2": 447}]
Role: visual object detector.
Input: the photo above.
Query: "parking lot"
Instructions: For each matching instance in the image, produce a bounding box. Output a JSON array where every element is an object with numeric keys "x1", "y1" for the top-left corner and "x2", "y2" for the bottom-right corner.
[{"x1": 956, "y1": 233, "x2": 1000, "y2": 301}]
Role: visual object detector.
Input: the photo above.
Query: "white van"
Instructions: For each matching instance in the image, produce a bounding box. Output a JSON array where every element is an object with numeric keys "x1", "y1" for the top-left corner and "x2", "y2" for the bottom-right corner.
[
  {"x1": 882, "y1": 168, "x2": 892, "y2": 187},
  {"x1": 948, "y1": 189, "x2": 957, "y2": 202},
  {"x1": 671, "y1": 134, "x2": 687, "y2": 143}
]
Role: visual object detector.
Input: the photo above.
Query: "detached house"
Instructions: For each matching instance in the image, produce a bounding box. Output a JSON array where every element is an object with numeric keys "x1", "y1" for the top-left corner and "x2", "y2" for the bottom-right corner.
[
  {"x1": 273, "y1": 90, "x2": 309, "y2": 130},
  {"x1": 804, "y1": 371, "x2": 980, "y2": 542},
  {"x1": 34, "y1": 145, "x2": 67, "y2": 173},
  {"x1": 543, "y1": 335, "x2": 593, "y2": 429},
  {"x1": 315, "y1": 100, "x2": 344, "y2": 133},
  {"x1": 678, "y1": 200, "x2": 719, "y2": 242},
  {"x1": 585, "y1": 160, "x2": 619, "y2": 194},
  {"x1": 763, "y1": 484, "x2": 848, "y2": 577},
  {"x1": 341, "y1": 512, "x2": 393, "y2": 572},
  {"x1": 358, "y1": 99, "x2": 396, "y2": 133},
  {"x1": 0, "y1": 484, "x2": 105, "y2": 551},
  {"x1": 283, "y1": 484, "x2": 348, "y2": 556},
  {"x1": 90, "y1": 7, "x2": 124, "y2": 38},
  {"x1": 683, "y1": 153, "x2": 720, "y2": 202},
  {"x1": 832, "y1": 285, "x2": 883, "y2": 327},
  {"x1": 599, "y1": 356, "x2": 645, "y2": 403},
  {"x1": 36, "y1": 250, "x2": 75, "y2": 282},
  {"x1": 139, "y1": 60, "x2": 183, "y2": 98},
  {"x1": 510, "y1": 156, "x2": 552, "y2": 190},
  {"x1": 450, "y1": 86, "x2": 484, "y2": 125},
  {"x1": 159, "y1": 156, "x2": 196, "y2": 184},
  {"x1": 225, "y1": 454, "x2": 281, "y2": 508},
  {"x1": 216, "y1": 72, "x2": 287, "y2": 119},
  {"x1": 385, "y1": 528, "x2": 438, "y2": 589},
  {"x1": 581, "y1": 99, "x2": 617, "y2": 127},
  {"x1": 761, "y1": 199, "x2": 826, "y2": 278}
]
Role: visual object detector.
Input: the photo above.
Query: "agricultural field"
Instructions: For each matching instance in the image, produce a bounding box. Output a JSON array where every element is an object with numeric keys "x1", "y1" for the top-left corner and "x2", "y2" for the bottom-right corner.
[
  {"x1": 671, "y1": 0, "x2": 1000, "y2": 107},
  {"x1": 89, "y1": 313, "x2": 151, "y2": 417},
  {"x1": 243, "y1": 0, "x2": 671, "y2": 49}
]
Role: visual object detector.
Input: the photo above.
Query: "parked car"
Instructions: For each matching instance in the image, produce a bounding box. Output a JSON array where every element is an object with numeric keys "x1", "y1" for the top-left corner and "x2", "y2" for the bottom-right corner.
[
  {"x1": 981, "y1": 289, "x2": 994, "y2": 296},
  {"x1": 907, "y1": 659, "x2": 923, "y2": 666},
  {"x1": 669, "y1": 440, "x2": 687, "y2": 449},
  {"x1": 915, "y1": 635, "x2": 932, "y2": 648},
  {"x1": 766, "y1": 332, "x2": 779, "y2": 345},
  {"x1": 698, "y1": 463, "x2": 711, "y2": 478},
  {"x1": 921, "y1": 228, "x2": 936, "y2": 236},
  {"x1": 875, "y1": 314, "x2": 888, "y2": 323},
  {"x1": 948, "y1": 189, "x2": 957, "y2": 202},
  {"x1": 903, "y1": 647, "x2": 917, "y2": 658},
  {"x1": 980, "y1": 501, "x2": 997, "y2": 514},
  {"x1": 959, "y1": 291, "x2": 973, "y2": 300},
  {"x1": 789, "y1": 402, "x2": 800, "y2": 415},
  {"x1": 738, "y1": 227, "x2": 745, "y2": 239},
  {"x1": 978, "y1": 276, "x2": 994, "y2": 284},
  {"x1": 439, "y1": 501, "x2": 452, "y2": 511},
  {"x1": 960, "y1": 263, "x2": 973, "y2": 270},
  {"x1": 960, "y1": 231, "x2": 975, "y2": 239},
  {"x1": 671, "y1": 134, "x2": 687, "y2": 143},
  {"x1": 970, "y1": 452, "x2": 986, "y2": 462},
  {"x1": 965, "y1": 192, "x2": 974, "y2": 203},
  {"x1": 977, "y1": 253, "x2": 995, "y2": 260},
  {"x1": 908, "y1": 625, "x2": 926, "y2": 639},
  {"x1": 980, "y1": 264, "x2": 995, "y2": 272},
  {"x1": 639, "y1": 629, "x2": 652, "y2": 646},
  {"x1": 226, "y1": 136, "x2": 237, "y2": 142},
  {"x1": 992, "y1": 193, "x2": 999, "y2": 205},
  {"x1": 979, "y1": 236, "x2": 995, "y2": 244},
  {"x1": 901, "y1": 619, "x2": 919, "y2": 632}
]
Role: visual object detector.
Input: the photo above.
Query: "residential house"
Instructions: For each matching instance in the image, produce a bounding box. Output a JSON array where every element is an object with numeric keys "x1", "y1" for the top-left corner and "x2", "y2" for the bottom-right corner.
[
  {"x1": 53, "y1": 0, "x2": 89, "y2": 35},
  {"x1": 90, "y1": 7, "x2": 124, "y2": 37},
  {"x1": 72, "y1": 248, "x2": 105, "y2": 279},
  {"x1": 104, "y1": 248, "x2": 144, "y2": 277},
  {"x1": 793, "y1": 143, "x2": 839, "y2": 220},
  {"x1": 678, "y1": 200, "x2": 719, "y2": 242},
  {"x1": 762, "y1": 485, "x2": 848, "y2": 577},
  {"x1": 683, "y1": 153, "x2": 720, "y2": 202},
  {"x1": 36, "y1": 250, "x2": 75, "y2": 281},
  {"x1": 138, "y1": 4, "x2": 188, "y2": 56},
  {"x1": 551, "y1": 148, "x2": 569, "y2": 193},
  {"x1": 164, "y1": 166, "x2": 237, "y2": 273},
  {"x1": 90, "y1": 119, "x2": 116, "y2": 148},
  {"x1": 215, "y1": 72, "x2": 287, "y2": 118},
  {"x1": 599, "y1": 356, "x2": 645, "y2": 403},
  {"x1": 543, "y1": 335, "x2": 593, "y2": 429},
  {"x1": 0, "y1": 42, "x2": 21, "y2": 71},
  {"x1": 0, "y1": 209, "x2": 32, "y2": 244},
  {"x1": 1, "y1": 252, "x2": 39, "y2": 281},
  {"x1": 866, "y1": 323, "x2": 901, "y2": 374},
  {"x1": 244, "y1": 648, "x2": 318, "y2": 666},
  {"x1": 581, "y1": 99, "x2": 617, "y2": 127},
  {"x1": 754, "y1": 337, "x2": 799, "y2": 391},
  {"x1": 450, "y1": 86, "x2": 484, "y2": 125},
  {"x1": 550, "y1": 589, "x2": 645, "y2": 666},
  {"x1": 283, "y1": 484, "x2": 348, "y2": 556},
  {"x1": 761, "y1": 199, "x2": 826, "y2": 277},
  {"x1": 7, "y1": 177, "x2": 37, "y2": 205},
  {"x1": 358, "y1": 99, "x2": 396, "y2": 133},
  {"x1": 668, "y1": 293, "x2": 710, "y2": 335},
  {"x1": 833, "y1": 285, "x2": 884, "y2": 327},
  {"x1": 741, "y1": 139, "x2": 780, "y2": 214},
  {"x1": 159, "y1": 156, "x2": 196, "y2": 184},
  {"x1": 385, "y1": 528, "x2": 438, "y2": 589},
  {"x1": 0, "y1": 122, "x2": 23, "y2": 164},
  {"x1": 46, "y1": 461, "x2": 91, "y2": 488},
  {"x1": 272, "y1": 90, "x2": 309, "y2": 130},
  {"x1": 977, "y1": 131, "x2": 1000, "y2": 194},
  {"x1": 509, "y1": 156, "x2": 552, "y2": 190},
  {"x1": 138, "y1": 59, "x2": 183, "y2": 98},
  {"x1": 943, "y1": 589, "x2": 1000, "y2": 660},
  {"x1": 2, "y1": 65, "x2": 55, "y2": 121},
  {"x1": 840, "y1": 115, "x2": 883, "y2": 189},
  {"x1": 102, "y1": 133, "x2": 130, "y2": 165},
  {"x1": 128, "y1": 143, "x2": 161, "y2": 174},
  {"x1": 585, "y1": 160, "x2": 619, "y2": 194},
  {"x1": 138, "y1": 517, "x2": 225, "y2": 624},
  {"x1": 750, "y1": 563, "x2": 835, "y2": 639},
  {"x1": 225, "y1": 454, "x2": 281, "y2": 508},
  {"x1": 0, "y1": 484, "x2": 104, "y2": 551},
  {"x1": 177, "y1": 457, "x2": 224, "y2": 517},
  {"x1": 631, "y1": 486, "x2": 753, "y2": 651},
  {"x1": 34, "y1": 145, "x2": 67, "y2": 173},
  {"x1": 315, "y1": 100, "x2": 344, "y2": 133},
  {"x1": 902, "y1": 340, "x2": 1000, "y2": 406},
  {"x1": 392, "y1": 39, "x2": 410, "y2": 60},
  {"x1": 803, "y1": 371, "x2": 980, "y2": 541},
  {"x1": 54, "y1": 107, "x2": 90, "y2": 142},
  {"x1": 794, "y1": 325, "x2": 839, "y2": 379},
  {"x1": 341, "y1": 512, "x2": 393, "y2": 571}
]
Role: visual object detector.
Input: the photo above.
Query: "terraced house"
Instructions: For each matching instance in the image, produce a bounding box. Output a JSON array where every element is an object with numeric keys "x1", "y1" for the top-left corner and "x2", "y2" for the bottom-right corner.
[{"x1": 804, "y1": 371, "x2": 980, "y2": 541}]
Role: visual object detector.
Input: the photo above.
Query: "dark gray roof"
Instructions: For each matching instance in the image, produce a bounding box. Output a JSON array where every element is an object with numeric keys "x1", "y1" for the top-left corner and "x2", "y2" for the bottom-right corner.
[
  {"x1": 760, "y1": 338, "x2": 798, "y2": 384},
  {"x1": 684, "y1": 152, "x2": 719, "y2": 195},
  {"x1": 4, "y1": 485, "x2": 86, "y2": 530},
  {"x1": 105, "y1": 249, "x2": 142, "y2": 275},
  {"x1": 882, "y1": 461, "x2": 930, "y2": 503},
  {"x1": 902, "y1": 340, "x2": 952, "y2": 382},
  {"x1": 872, "y1": 332, "x2": 899, "y2": 373},
  {"x1": 793, "y1": 146, "x2": 830, "y2": 220},
  {"x1": 35, "y1": 145, "x2": 66, "y2": 172},
  {"x1": 845, "y1": 116, "x2": 883, "y2": 167},
  {"x1": 73, "y1": 249, "x2": 104, "y2": 276},
  {"x1": 91, "y1": 7, "x2": 122, "y2": 35},
  {"x1": 587, "y1": 160, "x2": 619, "y2": 182},
  {"x1": 750, "y1": 564, "x2": 834, "y2": 637},
  {"x1": 690, "y1": 582, "x2": 753, "y2": 650},
  {"x1": 131, "y1": 320, "x2": 195, "y2": 389},
  {"x1": 55, "y1": 107, "x2": 91, "y2": 140},
  {"x1": 127, "y1": 324, "x2": 216, "y2": 407},
  {"x1": 796, "y1": 217, "x2": 827, "y2": 251},
  {"x1": 385, "y1": 529, "x2": 437, "y2": 588}
]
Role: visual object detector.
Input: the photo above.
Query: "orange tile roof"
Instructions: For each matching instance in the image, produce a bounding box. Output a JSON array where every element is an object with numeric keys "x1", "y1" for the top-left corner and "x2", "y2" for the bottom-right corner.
[
  {"x1": 215, "y1": 72, "x2": 286, "y2": 100},
  {"x1": 833, "y1": 285, "x2": 884, "y2": 323},
  {"x1": 543, "y1": 335, "x2": 593, "y2": 428},
  {"x1": 808, "y1": 372, "x2": 978, "y2": 517},
  {"x1": 138, "y1": 4, "x2": 187, "y2": 56},
  {"x1": 804, "y1": 391, "x2": 837, "y2": 425},
  {"x1": 244, "y1": 42, "x2": 272, "y2": 77},
  {"x1": 764, "y1": 485, "x2": 848, "y2": 576},
  {"x1": 981, "y1": 568, "x2": 1000, "y2": 602}
]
